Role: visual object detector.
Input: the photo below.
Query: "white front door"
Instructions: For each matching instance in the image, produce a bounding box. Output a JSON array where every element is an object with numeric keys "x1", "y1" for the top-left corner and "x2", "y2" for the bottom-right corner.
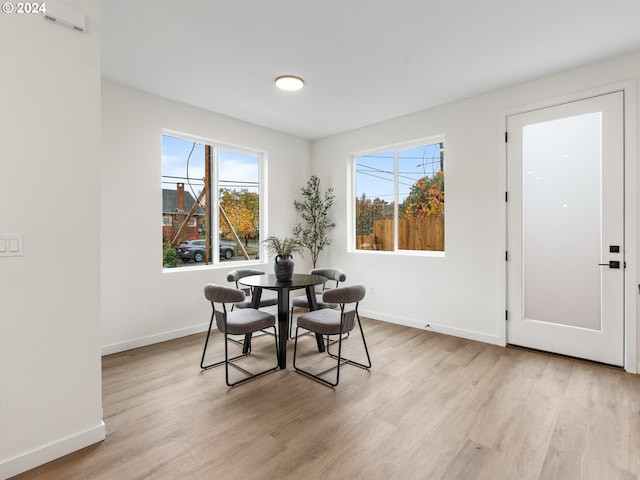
[{"x1": 506, "y1": 91, "x2": 624, "y2": 366}]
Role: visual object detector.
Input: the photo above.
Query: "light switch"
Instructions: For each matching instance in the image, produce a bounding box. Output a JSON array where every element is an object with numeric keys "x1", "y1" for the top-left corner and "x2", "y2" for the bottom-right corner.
[{"x1": 0, "y1": 234, "x2": 23, "y2": 257}]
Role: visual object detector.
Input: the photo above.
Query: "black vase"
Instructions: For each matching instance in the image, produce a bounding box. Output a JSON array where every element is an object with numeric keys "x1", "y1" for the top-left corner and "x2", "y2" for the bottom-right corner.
[{"x1": 274, "y1": 254, "x2": 294, "y2": 282}]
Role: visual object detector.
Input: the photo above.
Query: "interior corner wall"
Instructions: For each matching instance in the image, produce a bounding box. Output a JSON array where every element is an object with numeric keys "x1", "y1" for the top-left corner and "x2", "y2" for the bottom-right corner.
[
  {"x1": 0, "y1": 1, "x2": 105, "y2": 478},
  {"x1": 311, "y1": 51, "x2": 640, "y2": 368},
  {"x1": 100, "y1": 81, "x2": 312, "y2": 355}
]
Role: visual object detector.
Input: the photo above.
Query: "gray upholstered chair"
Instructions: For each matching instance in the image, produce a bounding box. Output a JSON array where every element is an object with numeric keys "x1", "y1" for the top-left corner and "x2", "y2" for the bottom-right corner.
[
  {"x1": 289, "y1": 268, "x2": 346, "y2": 337},
  {"x1": 227, "y1": 269, "x2": 278, "y2": 309},
  {"x1": 293, "y1": 284, "x2": 371, "y2": 387},
  {"x1": 201, "y1": 283, "x2": 278, "y2": 386}
]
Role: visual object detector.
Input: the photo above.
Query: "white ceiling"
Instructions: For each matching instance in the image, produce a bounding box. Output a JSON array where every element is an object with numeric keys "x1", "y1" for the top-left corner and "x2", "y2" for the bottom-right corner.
[{"x1": 101, "y1": 0, "x2": 640, "y2": 141}]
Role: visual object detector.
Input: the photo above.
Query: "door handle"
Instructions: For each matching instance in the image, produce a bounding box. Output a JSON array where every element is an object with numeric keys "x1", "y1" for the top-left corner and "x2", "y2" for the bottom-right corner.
[{"x1": 598, "y1": 260, "x2": 620, "y2": 269}]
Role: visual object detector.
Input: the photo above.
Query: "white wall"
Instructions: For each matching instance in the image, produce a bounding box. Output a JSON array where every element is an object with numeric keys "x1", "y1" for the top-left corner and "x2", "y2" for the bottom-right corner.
[
  {"x1": 311, "y1": 51, "x2": 640, "y2": 371},
  {"x1": 312, "y1": 99, "x2": 504, "y2": 345},
  {"x1": 101, "y1": 81, "x2": 312, "y2": 354},
  {"x1": 0, "y1": 1, "x2": 105, "y2": 478}
]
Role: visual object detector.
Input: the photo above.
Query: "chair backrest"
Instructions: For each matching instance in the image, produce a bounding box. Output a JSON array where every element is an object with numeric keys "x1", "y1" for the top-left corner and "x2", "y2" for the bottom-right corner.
[
  {"x1": 226, "y1": 269, "x2": 266, "y2": 294},
  {"x1": 204, "y1": 283, "x2": 246, "y2": 304},
  {"x1": 322, "y1": 284, "x2": 365, "y2": 305},
  {"x1": 204, "y1": 283, "x2": 247, "y2": 332},
  {"x1": 310, "y1": 268, "x2": 346, "y2": 289},
  {"x1": 322, "y1": 284, "x2": 365, "y2": 333},
  {"x1": 227, "y1": 269, "x2": 265, "y2": 284}
]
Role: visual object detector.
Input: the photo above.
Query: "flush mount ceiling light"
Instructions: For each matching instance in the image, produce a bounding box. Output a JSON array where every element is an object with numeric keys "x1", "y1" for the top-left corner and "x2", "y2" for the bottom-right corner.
[{"x1": 275, "y1": 75, "x2": 304, "y2": 91}]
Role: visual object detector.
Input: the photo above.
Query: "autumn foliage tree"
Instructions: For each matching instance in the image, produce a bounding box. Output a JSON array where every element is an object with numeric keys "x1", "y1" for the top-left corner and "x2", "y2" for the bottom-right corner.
[
  {"x1": 219, "y1": 188, "x2": 259, "y2": 244},
  {"x1": 402, "y1": 171, "x2": 444, "y2": 218},
  {"x1": 355, "y1": 193, "x2": 393, "y2": 236}
]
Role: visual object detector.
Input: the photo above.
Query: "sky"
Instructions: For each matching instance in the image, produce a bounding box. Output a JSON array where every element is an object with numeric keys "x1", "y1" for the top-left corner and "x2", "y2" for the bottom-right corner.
[
  {"x1": 355, "y1": 142, "x2": 444, "y2": 203},
  {"x1": 161, "y1": 135, "x2": 259, "y2": 199},
  {"x1": 162, "y1": 135, "x2": 443, "y2": 204}
]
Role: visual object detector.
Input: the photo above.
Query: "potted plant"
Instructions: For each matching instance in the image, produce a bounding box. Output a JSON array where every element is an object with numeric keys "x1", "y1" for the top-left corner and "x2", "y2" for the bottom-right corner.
[
  {"x1": 262, "y1": 235, "x2": 304, "y2": 281},
  {"x1": 293, "y1": 175, "x2": 335, "y2": 268}
]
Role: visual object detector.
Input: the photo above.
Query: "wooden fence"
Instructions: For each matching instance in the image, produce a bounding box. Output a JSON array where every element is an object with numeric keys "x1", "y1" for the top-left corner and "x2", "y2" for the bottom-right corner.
[{"x1": 357, "y1": 217, "x2": 444, "y2": 251}]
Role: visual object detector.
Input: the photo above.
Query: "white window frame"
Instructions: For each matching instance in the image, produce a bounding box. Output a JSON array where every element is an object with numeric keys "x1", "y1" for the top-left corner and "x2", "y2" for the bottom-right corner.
[
  {"x1": 162, "y1": 130, "x2": 267, "y2": 270},
  {"x1": 349, "y1": 135, "x2": 446, "y2": 257}
]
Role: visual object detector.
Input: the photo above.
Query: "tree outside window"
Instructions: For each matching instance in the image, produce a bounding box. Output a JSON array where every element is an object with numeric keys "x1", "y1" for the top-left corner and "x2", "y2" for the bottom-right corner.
[{"x1": 354, "y1": 139, "x2": 444, "y2": 252}]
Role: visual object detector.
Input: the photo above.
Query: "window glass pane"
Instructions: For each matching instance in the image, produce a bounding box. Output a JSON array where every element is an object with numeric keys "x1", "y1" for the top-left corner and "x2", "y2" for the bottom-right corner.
[
  {"x1": 219, "y1": 149, "x2": 261, "y2": 262},
  {"x1": 354, "y1": 150, "x2": 395, "y2": 251},
  {"x1": 398, "y1": 143, "x2": 444, "y2": 251},
  {"x1": 161, "y1": 134, "x2": 263, "y2": 268},
  {"x1": 353, "y1": 139, "x2": 444, "y2": 254},
  {"x1": 162, "y1": 135, "x2": 207, "y2": 266}
]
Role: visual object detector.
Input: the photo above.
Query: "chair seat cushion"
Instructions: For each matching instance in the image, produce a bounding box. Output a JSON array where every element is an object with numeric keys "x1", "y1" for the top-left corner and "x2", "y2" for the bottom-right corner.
[
  {"x1": 292, "y1": 294, "x2": 337, "y2": 310},
  {"x1": 235, "y1": 289, "x2": 278, "y2": 309},
  {"x1": 219, "y1": 309, "x2": 276, "y2": 335},
  {"x1": 296, "y1": 308, "x2": 344, "y2": 335}
]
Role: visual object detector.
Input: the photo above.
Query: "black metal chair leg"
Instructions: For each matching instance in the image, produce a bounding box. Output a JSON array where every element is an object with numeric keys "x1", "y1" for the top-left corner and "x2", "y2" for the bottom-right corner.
[
  {"x1": 293, "y1": 325, "x2": 343, "y2": 387},
  {"x1": 225, "y1": 326, "x2": 278, "y2": 387},
  {"x1": 293, "y1": 314, "x2": 371, "y2": 387},
  {"x1": 325, "y1": 313, "x2": 371, "y2": 370},
  {"x1": 200, "y1": 312, "x2": 225, "y2": 369},
  {"x1": 242, "y1": 333, "x2": 252, "y2": 354}
]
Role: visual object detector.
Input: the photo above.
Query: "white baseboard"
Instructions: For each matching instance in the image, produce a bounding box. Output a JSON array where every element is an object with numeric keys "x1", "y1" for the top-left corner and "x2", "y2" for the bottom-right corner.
[
  {"x1": 103, "y1": 311, "x2": 504, "y2": 357},
  {"x1": 359, "y1": 309, "x2": 504, "y2": 346},
  {"x1": 0, "y1": 422, "x2": 106, "y2": 480},
  {"x1": 101, "y1": 323, "x2": 210, "y2": 356}
]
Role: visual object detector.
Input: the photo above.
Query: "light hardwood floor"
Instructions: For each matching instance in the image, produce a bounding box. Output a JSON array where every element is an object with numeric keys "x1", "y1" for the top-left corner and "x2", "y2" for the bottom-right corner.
[{"x1": 12, "y1": 318, "x2": 640, "y2": 480}]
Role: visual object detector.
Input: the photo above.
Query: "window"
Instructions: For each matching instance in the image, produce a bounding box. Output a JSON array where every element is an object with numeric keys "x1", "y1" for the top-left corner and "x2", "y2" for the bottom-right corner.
[
  {"x1": 162, "y1": 133, "x2": 264, "y2": 268},
  {"x1": 353, "y1": 138, "x2": 444, "y2": 253}
]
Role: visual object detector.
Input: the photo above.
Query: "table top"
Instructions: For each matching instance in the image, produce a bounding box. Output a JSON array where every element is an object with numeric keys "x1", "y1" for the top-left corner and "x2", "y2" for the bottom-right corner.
[{"x1": 239, "y1": 273, "x2": 326, "y2": 290}]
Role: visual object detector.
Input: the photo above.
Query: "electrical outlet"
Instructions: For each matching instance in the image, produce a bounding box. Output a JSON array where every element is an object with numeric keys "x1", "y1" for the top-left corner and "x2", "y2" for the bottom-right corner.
[{"x1": 0, "y1": 234, "x2": 23, "y2": 257}]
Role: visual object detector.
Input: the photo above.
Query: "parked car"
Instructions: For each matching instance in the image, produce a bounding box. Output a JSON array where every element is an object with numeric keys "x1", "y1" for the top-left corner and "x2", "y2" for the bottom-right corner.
[
  {"x1": 219, "y1": 242, "x2": 235, "y2": 260},
  {"x1": 177, "y1": 240, "x2": 235, "y2": 262}
]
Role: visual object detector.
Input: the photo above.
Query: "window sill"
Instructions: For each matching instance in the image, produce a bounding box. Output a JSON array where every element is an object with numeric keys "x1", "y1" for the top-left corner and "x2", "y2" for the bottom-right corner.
[{"x1": 350, "y1": 249, "x2": 445, "y2": 258}]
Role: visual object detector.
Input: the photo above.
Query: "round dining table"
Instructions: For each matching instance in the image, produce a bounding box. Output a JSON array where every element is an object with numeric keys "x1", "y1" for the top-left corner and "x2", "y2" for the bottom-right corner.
[{"x1": 239, "y1": 273, "x2": 327, "y2": 369}]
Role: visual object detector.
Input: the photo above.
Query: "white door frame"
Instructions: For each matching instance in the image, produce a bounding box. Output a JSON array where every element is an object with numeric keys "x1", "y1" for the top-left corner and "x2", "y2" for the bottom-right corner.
[{"x1": 498, "y1": 81, "x2": 637, "y2": 373}]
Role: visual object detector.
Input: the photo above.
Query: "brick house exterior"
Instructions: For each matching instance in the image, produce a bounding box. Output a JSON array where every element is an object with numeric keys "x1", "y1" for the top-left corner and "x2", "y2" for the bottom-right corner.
[{"x1": 162, "y1": 183, "x2": 205, "y2": 244}]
